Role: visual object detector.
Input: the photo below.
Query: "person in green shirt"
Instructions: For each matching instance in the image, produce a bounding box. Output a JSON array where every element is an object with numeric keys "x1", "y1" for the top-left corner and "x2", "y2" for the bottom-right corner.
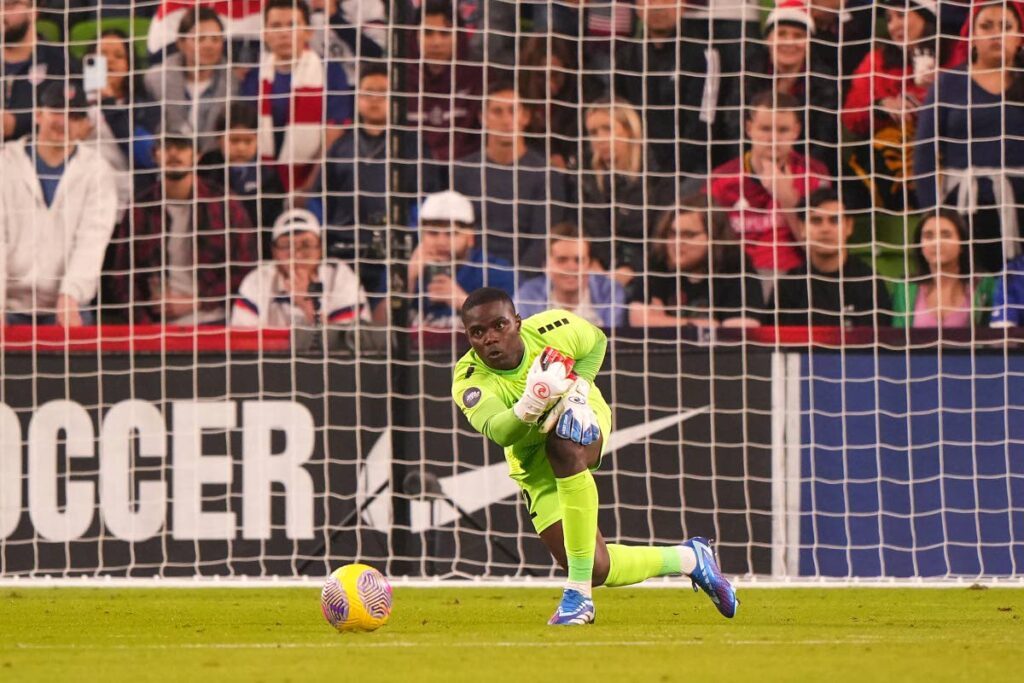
[{"x1": 451, "y1": 287, "x2": 739, "y2": 625}]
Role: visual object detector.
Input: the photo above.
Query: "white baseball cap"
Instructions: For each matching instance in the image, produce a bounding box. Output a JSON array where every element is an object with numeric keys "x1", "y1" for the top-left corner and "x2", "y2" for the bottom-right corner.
[
  {"x1": 420, "y1": 191, "x2": 475, "y2": 225},
  {"x1": 272, "y1": 208, "x2": 322, "y2": 241}
]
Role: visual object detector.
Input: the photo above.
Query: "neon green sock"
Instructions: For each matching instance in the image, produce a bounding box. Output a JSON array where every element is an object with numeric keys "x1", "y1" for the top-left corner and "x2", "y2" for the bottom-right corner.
[
  {"x1": 603, "y1": 544, "x2": 682, "y2": 588},
  {"x1": 555, "y1": 469, "x2": 599, "y2": 585}
]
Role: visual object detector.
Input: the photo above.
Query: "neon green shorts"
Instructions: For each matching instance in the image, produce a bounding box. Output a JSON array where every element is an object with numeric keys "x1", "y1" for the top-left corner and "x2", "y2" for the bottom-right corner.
[{"x1": 510, "y1": 405, "x2": 612, "y2": 534}]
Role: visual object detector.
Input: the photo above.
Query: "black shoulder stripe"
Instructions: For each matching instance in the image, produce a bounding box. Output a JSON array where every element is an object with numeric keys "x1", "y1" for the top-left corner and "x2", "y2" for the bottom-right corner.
[
  {"x1": 538, "y1": 317, "x2": 571, "y2": 335},
  {"x1": 465, "y1": 365, "x2": 475, "y2": 379}
]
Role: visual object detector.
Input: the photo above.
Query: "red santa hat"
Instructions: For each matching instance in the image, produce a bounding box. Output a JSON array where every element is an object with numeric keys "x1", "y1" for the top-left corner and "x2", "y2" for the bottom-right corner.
[
  {"x1": 948, "y1": 0, "x2": 1024, "y2": 67},
  {"x1": 765, "y1": 0, "x2": 816, "y2": 35}
]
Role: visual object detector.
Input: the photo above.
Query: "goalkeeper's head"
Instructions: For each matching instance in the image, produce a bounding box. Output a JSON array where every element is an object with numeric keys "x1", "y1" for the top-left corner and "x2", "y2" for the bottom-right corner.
[{"x1": 461, "y1": 288, "x2": 525, "y2": 370}]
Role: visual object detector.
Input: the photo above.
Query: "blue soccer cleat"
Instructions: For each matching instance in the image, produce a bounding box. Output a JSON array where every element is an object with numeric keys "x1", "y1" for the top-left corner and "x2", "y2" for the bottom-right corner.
[
  {"x1": 681, "y1": 537, "x2": 739, "y2": 619},
  {"x1": 547, "y1": 588, "x2": 596, "y2": 626}
]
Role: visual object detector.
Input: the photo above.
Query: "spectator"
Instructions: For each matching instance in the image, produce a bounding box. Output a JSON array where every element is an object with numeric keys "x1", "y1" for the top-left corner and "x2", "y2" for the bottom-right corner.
[
  {"x1": 843, "y1": 0, "x2": 938, "y2": 211},
  {"x1": 531, "y1": 0, "x2": 634, "y2": 89},
  {"x1": 629, "y1": 194, "x2": 764, "y2": 328},
  {"x1": 891, "y1": 210, "x2": 995, "y2": 328},
  {"x1": 680, "y1": 0, "x2": 764, "y2": 112},
  {"x1": 83, "y1": 29, "x2": 160, "y2": 214},
  {"x1": 0, "y1": 81, "x2": 117, "y2": 325},
  {"x1": 517, "y1": 223, "x2": 628, "y2": 329},
  {"x1": 406, "y1": 190, "x2": 514, "y2": 328},
  {"x1": 307, "y1": 0, "x2": 386, "y2": 84},
  {"x1": 404, "y1": 0, "x2": 483, "y2": 162},
  {"x1": 312, "y1": 62, "x2": 441, "y2": 254},
  {"x1": 772, "y1": 188, "x2": 892, "y2": 327},
  {"x1": 198, "y1": 101, "x2": 286, "y2": 240},
  {"x1": 452, "y1": 79, "x2": 569, "y2": 270},
  {"x1": 742, "y1": 1, "x2": 842, "y2": 175},
  {"x1": 2, "y1": 0, "x2": 76, "y2": 142},
  {"x1": 710, "y1": 91, "x2": 829, "y2": 276},
  {"x1": 519, "y1": 35, "x2": 585, "y2": 170},
  {"x1": 915, "y1": 0, "x2": 1024, "y2": 274},
  {"x1": 146, "y1": 1, "x2": 263, "y2": 64},
  {"x1": 144, "y1": 6, "x2": 236, "y2": 157},
  {"x1": 614, "y1": 0, "x2": 742, "y2": 178},
  {"x1": 241, "y1": 0, "x2": 353, "y2": 191},
  {"x1": 991, "y1": 254, "x2": 1024, "y2": 327},
  {"x1": 232, "y1": 208, "x2": 368, "y2": 327},
  {"x1": 578, "y1": 97, "x2": 675, "y2": 297},
  {"x1": 808, "y1": 0, "x2": 874, "y2": 93},
  {"x1": 104, "y1": 132, "x2": 257, "y2": 324}
]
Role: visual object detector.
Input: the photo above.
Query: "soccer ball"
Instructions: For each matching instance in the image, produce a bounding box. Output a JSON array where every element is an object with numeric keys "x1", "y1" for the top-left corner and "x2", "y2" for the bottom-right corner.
[{"x1": 321, "y1": 563, "x2": 393, "y2": 632}]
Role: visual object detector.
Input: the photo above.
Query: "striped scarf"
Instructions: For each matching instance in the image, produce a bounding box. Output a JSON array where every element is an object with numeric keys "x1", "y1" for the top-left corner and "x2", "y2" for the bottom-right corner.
[{"x1": 257, "y1": 49, "x2": 324, "y2": 169}]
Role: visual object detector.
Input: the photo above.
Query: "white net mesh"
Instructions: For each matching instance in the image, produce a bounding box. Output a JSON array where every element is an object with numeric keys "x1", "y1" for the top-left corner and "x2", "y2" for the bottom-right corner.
[{"x1": 0, "y1": 0, "x2": 1022, "y2": 581}]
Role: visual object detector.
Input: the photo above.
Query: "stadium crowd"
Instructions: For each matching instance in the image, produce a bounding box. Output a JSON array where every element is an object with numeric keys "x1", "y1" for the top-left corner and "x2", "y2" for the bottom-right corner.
[{"x1": 3, "y1": 0, "x2": 1024, "y2": 331}]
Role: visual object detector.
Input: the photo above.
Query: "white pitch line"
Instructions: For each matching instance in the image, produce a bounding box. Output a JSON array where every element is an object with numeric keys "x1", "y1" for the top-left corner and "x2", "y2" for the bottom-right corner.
[{"x1": 6, "y1": 636, "x2": 903, "y2": 652}]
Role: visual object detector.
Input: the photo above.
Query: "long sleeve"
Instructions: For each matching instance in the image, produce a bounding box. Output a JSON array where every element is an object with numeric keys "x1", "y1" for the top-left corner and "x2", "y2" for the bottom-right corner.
[
  {"x1": 842, "y1": 53, "x2": 878, "y2": 136},
  {"x1": 60, "y1": 155, "x2": 119, "y2": 304},
  {"x1": 460, "y1": 396, "x2": 532, "y2": 448}
]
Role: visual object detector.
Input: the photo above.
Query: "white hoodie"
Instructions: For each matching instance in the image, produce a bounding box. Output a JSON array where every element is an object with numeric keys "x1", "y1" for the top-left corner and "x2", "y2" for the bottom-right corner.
[{"x1": 0, "y1": 137, "x2": 118, "y2": 314}]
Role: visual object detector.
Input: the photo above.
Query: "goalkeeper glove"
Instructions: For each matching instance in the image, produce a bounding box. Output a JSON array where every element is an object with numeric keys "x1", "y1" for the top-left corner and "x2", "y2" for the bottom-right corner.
[
  {"x1": 540, "y1": 377, "x2": 601, "y2": 446},
  {"x1": 512, "y1": 346, "x2": 576, "y2": 424}
]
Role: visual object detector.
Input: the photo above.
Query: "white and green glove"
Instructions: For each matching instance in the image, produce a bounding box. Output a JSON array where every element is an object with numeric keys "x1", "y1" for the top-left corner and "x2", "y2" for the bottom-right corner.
[
  {"x1": 512, "y1": 346, "x2": 576, "y2": 424},
  {"x1": 540, "y1": 377, "x2": 601, "y2": 446}
]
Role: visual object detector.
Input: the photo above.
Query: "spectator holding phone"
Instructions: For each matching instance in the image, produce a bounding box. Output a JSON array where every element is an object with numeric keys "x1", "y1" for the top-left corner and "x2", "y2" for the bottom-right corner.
[{"x1": 406, "y1": 190, "x2": 514, "y2": 328}]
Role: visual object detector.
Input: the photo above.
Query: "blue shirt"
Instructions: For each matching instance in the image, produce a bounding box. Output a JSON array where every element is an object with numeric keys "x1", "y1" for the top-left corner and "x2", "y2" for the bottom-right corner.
[
  {"x1": 241, "y1": 59, "x2": 353, "y2": 156},
  {"x1": 516, "y1": 274, "x2": 628, "y2": 329},
  {"x1": 415, "y1": 248, "x2": 514, "y2": 326},
  {"x1": 991, "y1": 255, "x2": 1024, "y2": 326},
  {"x1": 29, "y1": 145, "x2": 70, "y2": 208}
]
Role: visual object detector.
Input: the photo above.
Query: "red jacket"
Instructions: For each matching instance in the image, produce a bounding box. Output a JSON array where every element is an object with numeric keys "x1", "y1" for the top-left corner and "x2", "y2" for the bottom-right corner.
[
  {"x1": 843, "y1": 49, "x2": 930, "y2": 137},
  {"x1": 710, "y1": 151, "x2": 829, "y2": 273}
]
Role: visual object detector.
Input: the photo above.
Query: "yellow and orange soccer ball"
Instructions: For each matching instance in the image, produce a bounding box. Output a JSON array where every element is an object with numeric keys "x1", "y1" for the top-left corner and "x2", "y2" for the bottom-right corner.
[{"x1": 320, "y1": 564, "x2": 393, "y2": 632}]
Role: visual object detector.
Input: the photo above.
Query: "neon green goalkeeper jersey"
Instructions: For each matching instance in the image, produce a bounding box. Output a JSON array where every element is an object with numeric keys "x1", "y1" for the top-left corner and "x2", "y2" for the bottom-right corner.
[{"x1": 451, "y1": 309, "x2": 611, "y2": 477}]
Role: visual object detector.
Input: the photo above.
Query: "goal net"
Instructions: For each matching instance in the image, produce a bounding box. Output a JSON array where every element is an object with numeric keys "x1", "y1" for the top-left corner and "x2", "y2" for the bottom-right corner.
[{"x1": 0, "y1": 0, "x2": 1022, "y2": 582}]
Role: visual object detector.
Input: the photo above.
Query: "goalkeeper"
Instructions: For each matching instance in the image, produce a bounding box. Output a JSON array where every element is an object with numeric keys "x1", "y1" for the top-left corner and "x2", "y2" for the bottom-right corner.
[{"x1": 452, "y1": 288, "x2": 738, "y2": 625}]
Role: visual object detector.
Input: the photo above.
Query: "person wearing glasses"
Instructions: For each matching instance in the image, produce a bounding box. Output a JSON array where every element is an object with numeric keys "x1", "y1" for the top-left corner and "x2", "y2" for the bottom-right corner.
[{"x1": 231, "y1": 208, "x2": 367, "y2": 327}]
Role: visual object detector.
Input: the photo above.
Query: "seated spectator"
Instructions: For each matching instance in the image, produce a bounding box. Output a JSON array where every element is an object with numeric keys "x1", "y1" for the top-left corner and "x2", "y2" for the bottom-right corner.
[
  {"x1": 531, "y1": 0, "x2": 634, "y2": 91},
  {"x1": 241, "y1": 0, "x2": 353, "y2": 191},
  {"x1": 991, "y1": 254, "x2": 1024, "y2": 327},
  {"x1": 232, "y1": 208, "x2": 368, "y2": 327},
  {"x1": 629, "y1": 194, "x2": 764, "y2": 329},
  {"x1": 614, "y1": 0, "x2": 741, "y2": 178},
  {"x1": 404, "y1": 0, "x2": 483, "y2": 162},
  {"x1": 103, "y1": 132, "x2": 257, "y2": 324},
  {"x1": 517, "y1": 223, "x2": 627, "y2": 329},
  {"x1": 2, "y1": 0, "x2": 76, "y2": 142},
  {"x1": 83, "y1": 29, "x2": 160, "y2": 214},
  {"x1": 915, "y1": 0, "x2": 1024, "y2": 274},
  {"x1": 198, "y1": 102, "x2": 286, "y2": 242},
  {"x1": 891, "y1": 210, "x2": 995, "y2": 328},
  {"x1": 453, "y1": 79, "x2": 569, "y2": 270},
  {"x1": 710, "y1": 91, "x2": 829, "y2": 275},
  {"x1": 312, "y1": 62, "x2": 441, "y2": 254},
  {"x1": 742, "y1": 1, "x2": 841, "y2": 175},
  {"x1": 578, "y1": 97, "x2": 675, "y2": 297},
  {"x1": 808, "y1": 0, "x2": 874, "y2": 95},
  {"x1": 406, "y1": 190, "x2": 513, "y2": 328},
  {"x1": 843, "y1": 0, "x2": 938, "y2": 211},
  {"x1": 144, "y1": 6, "x2": 236, "y2": 157},
  {"x1": 1, "y1": 81, "x2": 117, "y2": 325},
  {"x1": 307, "y1": 0, "x2": 386, "y2": 84},
  {"x1": 519, "y1": 35, "x2": 585, "y2": 170},
  {"x1": 773, "y1": 188, "x2": 892, "y2": 327}
]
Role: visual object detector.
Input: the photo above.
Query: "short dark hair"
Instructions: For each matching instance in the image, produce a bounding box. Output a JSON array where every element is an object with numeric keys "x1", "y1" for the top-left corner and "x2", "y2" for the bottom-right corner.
[
  {"x1": 548, "y1": 222, "x2": 583, "y2": 248},
  {"x1": 804, "y1": 187, "x2": 843, "y2": 213},
  {"x1": 461, "y1": 287, "x2": 515, "y2": 317},
  {"x1": 486, "y1": 77, "x2": 519, "y2": 99},
  {"x1": 264, "y1": 0, "x2": 310, "y2": 25},
  {"x1": 746, "y1": 91, "x2": 802, "y2": 119},
  {"x1": 214, "y1": 101, "x2": 259, "y2": 132},
  {"x1": 178, "y1": 6, "x2": 223, "y2": 37},
  {"x1": 359, "y1": 61, "x2": 389, "y2": 84},
  {"x1": 422, "y1": 0, "x2": 455, "y2": 25},
  {"x1": 915, "y1": 209, "x2": 972, "y2": 277}
]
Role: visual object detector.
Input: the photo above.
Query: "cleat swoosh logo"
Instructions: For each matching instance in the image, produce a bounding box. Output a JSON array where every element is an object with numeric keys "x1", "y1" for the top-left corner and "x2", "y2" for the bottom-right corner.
[{"x1": 357, "y1": 408, "x2": 711, "y2": 532}]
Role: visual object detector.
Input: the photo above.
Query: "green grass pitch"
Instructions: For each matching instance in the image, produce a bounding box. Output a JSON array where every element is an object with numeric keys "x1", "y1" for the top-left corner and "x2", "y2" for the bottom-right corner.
[{"x1": 1, "y1": 587, "x2": 1022, "y2": 682}]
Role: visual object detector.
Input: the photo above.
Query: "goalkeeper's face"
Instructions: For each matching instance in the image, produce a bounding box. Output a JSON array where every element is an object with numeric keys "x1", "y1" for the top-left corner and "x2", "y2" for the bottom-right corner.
[{"x1": 463, "y1": 301, "x2": 524, "y2": 371}]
